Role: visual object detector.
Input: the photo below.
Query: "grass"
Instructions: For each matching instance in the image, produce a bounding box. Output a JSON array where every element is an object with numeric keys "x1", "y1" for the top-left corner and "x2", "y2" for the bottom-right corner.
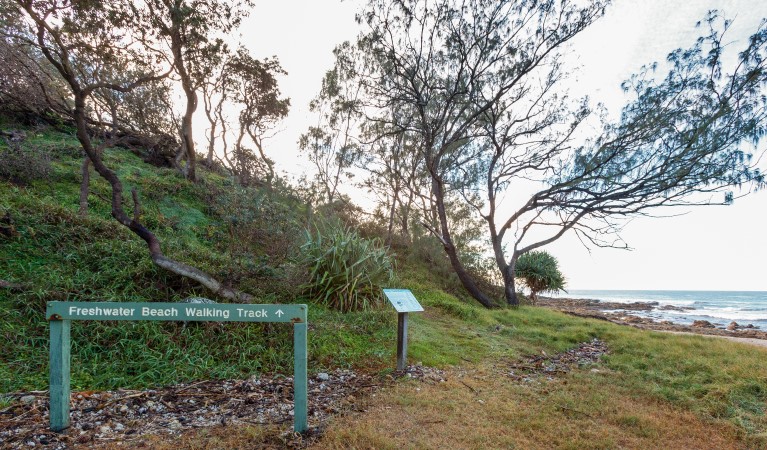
[
  {"x1": 2, "y1": 124, "x2": 767, "y2": 447},
  {"x1": 315, "y1": 363, "x2": 750, "y2": 449}
]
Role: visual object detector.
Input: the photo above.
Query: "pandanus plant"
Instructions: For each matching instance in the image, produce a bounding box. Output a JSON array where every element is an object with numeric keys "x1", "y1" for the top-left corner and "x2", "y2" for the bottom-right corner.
[{"x1": 298, "y1": 225, "x2": 394, "y2": 312}]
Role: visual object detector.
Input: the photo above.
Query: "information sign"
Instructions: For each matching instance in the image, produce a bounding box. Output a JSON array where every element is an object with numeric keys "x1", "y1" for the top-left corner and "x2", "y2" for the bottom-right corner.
[
  {"x1": 46, "y1": 301, "x2": 308, "y2": 434},
  {"x1": 382, "y1": 289, "x2": 424, "y2": 313},
  {"x1": 382, "y1": 289, "x2": 423, "y2": 371}
]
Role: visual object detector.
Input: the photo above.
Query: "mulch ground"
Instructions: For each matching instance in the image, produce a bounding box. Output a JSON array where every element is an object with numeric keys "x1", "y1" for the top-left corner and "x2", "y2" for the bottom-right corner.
[
  {"x1": 0, "y1": 339, "x2": 612, "y2": 449},
  {"x1": 0, "y1": 365, "x2": 448, "y2": 449}
]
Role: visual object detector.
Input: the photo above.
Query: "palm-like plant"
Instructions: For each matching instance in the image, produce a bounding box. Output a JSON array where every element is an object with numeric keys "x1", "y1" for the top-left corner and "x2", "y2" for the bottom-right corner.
[
  {"x1": 515, "y1": 251, "x2": 566, "y2": 304},
  {"x1": 298, "y1": 225, "x2": 394, "y2": 312}
]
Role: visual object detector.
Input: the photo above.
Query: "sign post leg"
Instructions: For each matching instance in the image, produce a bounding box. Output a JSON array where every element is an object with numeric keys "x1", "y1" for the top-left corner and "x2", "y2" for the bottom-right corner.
[
  {"x1": 396, "y1": 312, "x2": 409, "y2": 371},
  {"x1": 50, "y1": 319, "x2": 71, "y2": 432},
  {"x1": 293, "y1": 320, "x2": 308, "y2": 433}
]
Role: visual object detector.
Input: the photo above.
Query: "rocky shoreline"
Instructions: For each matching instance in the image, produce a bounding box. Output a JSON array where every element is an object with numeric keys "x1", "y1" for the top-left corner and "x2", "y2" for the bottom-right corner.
[{"x1": 536, "y1": 297, "x2": 767, "y2": 341}]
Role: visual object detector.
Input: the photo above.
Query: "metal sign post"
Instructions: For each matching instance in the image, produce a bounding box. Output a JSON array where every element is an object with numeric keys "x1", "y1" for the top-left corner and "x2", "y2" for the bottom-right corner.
[
  {"x1": 382, "y1": 289, "x2": 424, "y2": 371},
  {"x1": 46, "y1": 301, "x2": 308, "y2": 433}
]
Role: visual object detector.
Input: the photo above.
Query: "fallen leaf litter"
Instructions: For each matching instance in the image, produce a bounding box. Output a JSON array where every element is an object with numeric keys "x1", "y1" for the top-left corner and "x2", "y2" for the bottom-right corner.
[
  {"x1": 0, "y1": 365, "x2": 446, "y2": 449},
  {"x1": 505, "y1": 338, "x2": 609, "y2": 382},
  {"x1": 0, "y1": 340, "x2": 605, "y2": 449}
]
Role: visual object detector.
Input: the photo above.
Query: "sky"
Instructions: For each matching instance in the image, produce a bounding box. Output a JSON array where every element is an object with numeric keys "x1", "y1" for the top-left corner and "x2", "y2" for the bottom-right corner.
[{"x1": 234, "y1": 0, "x2": 767, "y2": 292}]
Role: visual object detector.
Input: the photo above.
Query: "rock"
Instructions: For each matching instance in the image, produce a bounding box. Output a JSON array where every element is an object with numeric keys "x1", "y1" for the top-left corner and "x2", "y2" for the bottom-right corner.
[
  {"x1": 114, "y1": 423, "x2": 125, "y2": 431},
  {"x1": 99, "y1": 425, "x2": 111, "y2": 434},
  {"x1": 622, "y1": 315, "x2": 644, "y2": 324},
  {"x1": 317, "y1": 372, "x2": 330, "y2": 381},
  {"x1": 181, "y1": 297, "x2": 216, "y2": 304},
  {"x1": 727, "y1": 321, "x2": 739, "y2": 331},
  {"x1": 692, "y1": 320, "x2": 715, "y2": 328},
  {"x1": 20, "y1": 395, "x2": 36, "y2": 405},
  {"x1": 659, "y1": 305, "x2": 687, "y2": 311}
]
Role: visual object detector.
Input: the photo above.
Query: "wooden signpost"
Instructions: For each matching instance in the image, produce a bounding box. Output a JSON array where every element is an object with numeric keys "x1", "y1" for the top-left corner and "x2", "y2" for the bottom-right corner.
[
  {"x1": 382, "y1": 289, "x2": 424, "y2": 371},
  {"x1": 46, "y1": 301, "x2": 308, "y2": 433}
]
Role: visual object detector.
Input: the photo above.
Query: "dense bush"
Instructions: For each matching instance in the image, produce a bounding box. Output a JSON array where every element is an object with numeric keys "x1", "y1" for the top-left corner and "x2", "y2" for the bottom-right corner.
[
  {"x1": 298, "y1": 224, "x2": 394, "y2": 312},
  {"x1": 0, "y1": 136, "x2": 51, "y2": 185},
  {"x1": 515, "y1": 250, "x2": 566, "y2": 303}
]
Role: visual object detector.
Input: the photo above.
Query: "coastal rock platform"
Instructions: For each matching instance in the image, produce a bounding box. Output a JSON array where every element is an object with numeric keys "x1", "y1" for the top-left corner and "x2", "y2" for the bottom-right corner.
[{"x1": 536, "y1": 297, "x2": 767, "y2": 342}]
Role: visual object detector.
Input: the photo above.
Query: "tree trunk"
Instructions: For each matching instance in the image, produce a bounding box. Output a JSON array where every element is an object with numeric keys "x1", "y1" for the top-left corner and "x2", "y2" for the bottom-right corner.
[
  {"x1": 180, "y1": 87, "x2": 197, "y2": 182},
  {"x1": 71, "y1": 93, "x2": 252, "y2": 302},
  {"x1": 386, "y1": 187, "x2": 399, "y2": 246},
  {"x1": 79, "y1": 157, "x2": 90, "y2": 216},
  {"x1": 170, "y1": 19, "x2": 197, "y2": 182},
  {"x1": 502, "y1": 254, "x2": 520, "y2": 307},
  {"x1": 431, "y1": 176, "x2": 496, "y2": 308},
  {"x1": 206, "y1": 120, "x2": 216, "y2": 167}
]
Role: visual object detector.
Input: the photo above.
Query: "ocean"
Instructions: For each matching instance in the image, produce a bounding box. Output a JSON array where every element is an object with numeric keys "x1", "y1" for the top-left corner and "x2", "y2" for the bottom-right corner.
[{"x1": 554, "y1": 290, "x2": 767, "y2": 329}]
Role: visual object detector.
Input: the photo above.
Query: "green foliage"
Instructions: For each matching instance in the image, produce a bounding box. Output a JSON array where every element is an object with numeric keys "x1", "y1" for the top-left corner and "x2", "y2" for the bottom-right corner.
[
  {"x1": 2, "y1": 124, "x2": 767, "y2": 442},
  {"x1": 0, "y1": 137, "x2": 52, "y2": 185},
  {"x1": 515, "y1": 250, "x2": 566, "y2": 302},
  {"x1": 298, "y1": 224, "x2": 394, "y2": 312}
]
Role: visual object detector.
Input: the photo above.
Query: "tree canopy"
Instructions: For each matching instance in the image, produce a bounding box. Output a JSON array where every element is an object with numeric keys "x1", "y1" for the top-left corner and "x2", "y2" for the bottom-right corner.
[{"x1": 313, "y1": 0, "x2": 767, "y2": 307}]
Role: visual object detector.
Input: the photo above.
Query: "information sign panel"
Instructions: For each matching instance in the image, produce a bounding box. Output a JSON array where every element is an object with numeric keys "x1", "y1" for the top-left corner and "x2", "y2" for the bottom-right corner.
[{"x1": 383, "y1": 289, "x2": 424, "y2": 313}]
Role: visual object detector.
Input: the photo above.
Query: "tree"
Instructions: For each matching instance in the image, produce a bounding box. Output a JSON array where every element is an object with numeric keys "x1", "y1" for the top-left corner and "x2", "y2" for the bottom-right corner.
[
  {"x1": 515, "y1": 251, "x2": 566, "y2": 304},
  {"x1": 299, "y1": 43, "x2": 365, "y2": 204},
  {"x1": 201, "y1": 48, "x2": 289, "y2": 186},
  {"x1": 230, "y1": 50, "x2": 289, "y2": 186},
  {"x1": 0, "y1": 34, "x2": 70, "y2": 123},
  {"x1": 344, "y1": 1, "x2": 766, "y2": 307},
  {"x1": 137, "y1": 0, "x2": 254, "y2": 182},
  {"x1": 345, "y1": 0, "x2": 609, "y2": 307},
  {"x1": 7, "y1": 0, "x2": 255, "y2": 302}
]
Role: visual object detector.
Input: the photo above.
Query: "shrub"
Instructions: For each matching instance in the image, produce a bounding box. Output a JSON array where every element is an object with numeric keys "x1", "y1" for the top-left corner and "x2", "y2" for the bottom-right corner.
[
  {"x1": 298, "y1": 225, "x2": 395, "y2": 312},
  {"x1": 0, "y1": 138, "x2": 51, "y2": 185},
  {"x1": 515, "y1": 250, "x2": 566, "y2": 303}
]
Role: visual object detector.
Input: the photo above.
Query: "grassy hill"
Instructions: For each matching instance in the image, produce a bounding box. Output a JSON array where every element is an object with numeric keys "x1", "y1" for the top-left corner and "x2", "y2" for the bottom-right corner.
[{"x1": 1, "y1": 124, "x2": 766, "y2": 447}]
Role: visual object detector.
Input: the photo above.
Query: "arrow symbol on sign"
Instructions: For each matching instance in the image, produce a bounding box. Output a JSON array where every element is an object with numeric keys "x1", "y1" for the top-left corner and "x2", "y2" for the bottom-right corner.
[{"x1": 275, "y1": 309, "x2": 284, "y2": 317}]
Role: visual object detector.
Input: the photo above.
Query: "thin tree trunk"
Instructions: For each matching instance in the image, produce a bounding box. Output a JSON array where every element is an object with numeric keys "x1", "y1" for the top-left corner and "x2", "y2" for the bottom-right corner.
[
  {"x1": 206, "y1": 121, "x2": 216, "y2": 167},
  {"x1": 170, "y1": 22, "x2": 197, "y2": 182},
  {"x1": 180, "y1": 88, "x2": 197, "y2": 181},
  {"x1": 491, "y1": 231, "x2": 520, "y2": 307},
  {"x1": 78, "y1": 156, "x2": 90, "y2": 217},
  {"x1": 386, "y1": 186, "x2": 399, "y2": 246}
]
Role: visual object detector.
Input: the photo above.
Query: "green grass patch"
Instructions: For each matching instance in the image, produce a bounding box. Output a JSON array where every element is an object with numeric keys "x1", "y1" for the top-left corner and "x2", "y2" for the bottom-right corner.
[{"x1": 1, "y1": 125, "x2": 766, "y2": 442}]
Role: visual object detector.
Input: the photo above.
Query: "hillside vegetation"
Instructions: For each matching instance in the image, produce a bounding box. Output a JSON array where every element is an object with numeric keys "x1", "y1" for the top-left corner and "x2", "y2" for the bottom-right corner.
[{"x1": 1, "y1": 124, "x2": 767, "y2": 447}]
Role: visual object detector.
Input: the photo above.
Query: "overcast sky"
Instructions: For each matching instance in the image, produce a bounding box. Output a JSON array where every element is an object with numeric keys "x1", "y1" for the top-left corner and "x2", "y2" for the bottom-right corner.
[{"x1": 235, "y1": 0, "x2": 767, "y2": 292}]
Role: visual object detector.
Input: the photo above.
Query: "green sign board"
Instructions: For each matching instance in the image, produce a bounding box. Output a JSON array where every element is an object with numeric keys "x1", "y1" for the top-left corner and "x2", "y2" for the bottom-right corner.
[
  {"x1": 47, "y1": 301, "x2": 305, "y2": 322},
  {"x1": 47, "y1": 301, "x2": 308, "y2": 434}
]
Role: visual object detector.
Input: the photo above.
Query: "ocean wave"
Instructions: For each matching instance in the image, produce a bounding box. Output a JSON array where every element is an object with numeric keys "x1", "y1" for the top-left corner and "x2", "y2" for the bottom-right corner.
[{"x1": 668, "y1": 309, "x2": 767, "y2": 321}]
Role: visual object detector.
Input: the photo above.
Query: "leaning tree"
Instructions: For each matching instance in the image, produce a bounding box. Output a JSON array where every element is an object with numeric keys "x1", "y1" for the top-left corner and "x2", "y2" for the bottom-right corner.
[{"x1": 341, "y1": 0, "x2": 766, "y2": 306}]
